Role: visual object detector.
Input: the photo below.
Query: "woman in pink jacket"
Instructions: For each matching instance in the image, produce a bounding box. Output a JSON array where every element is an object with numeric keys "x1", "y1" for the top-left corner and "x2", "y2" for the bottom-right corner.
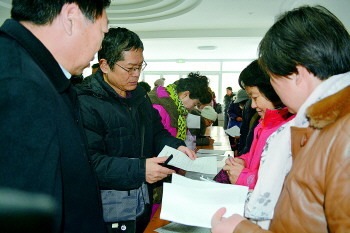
[{"x1": 214, "y1": 60, "x2": 294, "y2": 189}]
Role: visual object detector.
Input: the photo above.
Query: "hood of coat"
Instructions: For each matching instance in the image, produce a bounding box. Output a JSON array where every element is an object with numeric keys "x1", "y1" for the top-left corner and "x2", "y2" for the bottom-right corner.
[{"x1": 306, "y1": 86, "x2": 350, "y2": 129}]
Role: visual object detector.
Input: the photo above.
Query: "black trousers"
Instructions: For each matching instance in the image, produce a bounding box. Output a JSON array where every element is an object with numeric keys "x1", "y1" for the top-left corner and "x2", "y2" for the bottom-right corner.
[{"x1": 106, "y1": 204, "x2": 151, "y2": 233}]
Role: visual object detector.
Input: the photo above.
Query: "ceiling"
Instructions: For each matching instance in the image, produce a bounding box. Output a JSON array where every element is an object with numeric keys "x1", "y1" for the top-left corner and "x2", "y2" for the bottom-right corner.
[{"x1": 1, "y1": 0, "x2": 349, "y2": 61}]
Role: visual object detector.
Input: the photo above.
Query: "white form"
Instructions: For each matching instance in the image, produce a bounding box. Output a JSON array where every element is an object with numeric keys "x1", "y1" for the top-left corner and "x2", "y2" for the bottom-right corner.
[
  {"x1": 225, "y1": 125, "x2": 241, "y2": 137},
  {"x1": 160, "y1": 174, "x2": 248, "y2": 228},
  {"x1": 158, "y1": 146, "x2": 217, "y2": 174},
  {"x1": 186, "y1": 113, "x2": 201, "y2": 129},
  {"x1": 185, "y1": 151, "x2": 233, "y2": 180}
]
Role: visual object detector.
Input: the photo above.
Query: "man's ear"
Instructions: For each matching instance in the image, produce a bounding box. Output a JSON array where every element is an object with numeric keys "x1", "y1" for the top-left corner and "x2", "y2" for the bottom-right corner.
[
  {"x1": 99, "y1": 59, "x2": 110, "y2": 73},
  {"x1": 61, "y1": 3, "x2": 80, "y2": 36},
  {"x1": 295, "y1": 65, "x2": 311, "y2": 86}
]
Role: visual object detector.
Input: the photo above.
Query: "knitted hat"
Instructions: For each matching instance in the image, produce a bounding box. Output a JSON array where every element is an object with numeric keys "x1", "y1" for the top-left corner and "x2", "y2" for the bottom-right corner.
[
  {"x1": 201, "y1": 106, "x2": 218, "y2": 121},
  {"x1": 154, "y1": 78, "x2": 165, "y2": 87},
  {"x1": 234, "y1": 89, "x2": 250, "y2": 103}
]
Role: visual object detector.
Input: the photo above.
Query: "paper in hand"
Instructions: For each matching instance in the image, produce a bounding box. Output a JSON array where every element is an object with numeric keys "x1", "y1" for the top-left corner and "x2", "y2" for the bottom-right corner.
[
  {"x1": 158, "y1": 146, "x2": 217, "y2": 174},
  {"x1": 160, "y1": 174, "x2": 248, "y2": 228}
]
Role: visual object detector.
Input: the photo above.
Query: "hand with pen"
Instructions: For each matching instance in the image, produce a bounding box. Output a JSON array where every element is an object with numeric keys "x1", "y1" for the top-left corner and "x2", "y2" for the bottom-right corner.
[
  {"x1": 222, "y1": 157, "x2": 245, "y2": 184},
  {"x1": 145, "y1": 156, "x2": 175, "y2": 184}
]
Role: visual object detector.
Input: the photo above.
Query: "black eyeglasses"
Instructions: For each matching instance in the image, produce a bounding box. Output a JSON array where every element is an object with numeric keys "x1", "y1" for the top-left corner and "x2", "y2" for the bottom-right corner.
[{"x1": 115, "y1": 61, "x2": 147, "y2": 74}]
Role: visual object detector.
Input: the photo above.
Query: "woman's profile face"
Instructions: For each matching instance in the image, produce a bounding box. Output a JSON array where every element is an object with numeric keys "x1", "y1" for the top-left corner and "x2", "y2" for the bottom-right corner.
[
  {"x1": 245, "y1": 86, "x2": 275, "y2": 119},
  {"x1": 183, "y1": 97, "x2": 199, "y2": 110},
  {"x1": 179, "y1": 91, "x2": 199, "y2": 110}
]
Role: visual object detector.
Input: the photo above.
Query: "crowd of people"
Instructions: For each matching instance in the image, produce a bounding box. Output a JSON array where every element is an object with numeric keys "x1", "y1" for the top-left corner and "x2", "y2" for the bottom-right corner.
[{"x1": 0, "y1": 1, "x2": 349, "y2": 233}]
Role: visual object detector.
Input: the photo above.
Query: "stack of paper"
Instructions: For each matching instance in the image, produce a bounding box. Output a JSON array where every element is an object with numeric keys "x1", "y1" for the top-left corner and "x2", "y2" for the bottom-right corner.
[
  {"x1": 196, "y1": 149, "x2": 227, "y2": 155},
  {"x1": 155, "y1": 222, "x2": 210, "y2": 233},
  {"x1": 160, "y1": 174, "x2": 249, "y2": 228}
]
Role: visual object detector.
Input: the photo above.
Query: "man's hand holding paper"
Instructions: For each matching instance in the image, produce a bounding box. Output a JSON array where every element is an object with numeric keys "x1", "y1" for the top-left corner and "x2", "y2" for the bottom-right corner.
[
  {"x1": 146, "y1": 157, "x2": 175, "y2": 184},
  {"x1": 158, "y1": 146, "x2": 217, "y2": 174}
]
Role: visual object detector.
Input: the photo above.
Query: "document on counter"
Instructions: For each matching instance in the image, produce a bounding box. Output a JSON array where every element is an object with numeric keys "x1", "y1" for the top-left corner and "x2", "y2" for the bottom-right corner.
[
  {"x1": 196, "y1": 153, "x2": 225, "y2": 161},
  {"x1": 160, "y1": 174, "x2": 249, "y2": 228},
  {"x1": 225, "y1": 125, "x2": 240, "y2": 137},
  {"x1": 155, "y1": 222, "x2": 210, "y2": 233},
  {"x1": 186, "y1": 151, "x2": 234, "y2": 181},
  {"x1": 158, "y1": 146, "x2": 217, "y2": 174},
  {"x1": 196, "y1": 149, "x2": 226, "y2": 155},
  {"x1": 212, "y1": 141, "x2": 222, "y2": 146}
]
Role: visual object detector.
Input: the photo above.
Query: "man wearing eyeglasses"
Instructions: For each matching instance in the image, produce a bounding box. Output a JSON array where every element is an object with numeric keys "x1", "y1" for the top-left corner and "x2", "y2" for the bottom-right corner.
[{"x1": 75, "y1": 27, "x2": 195, "y2": 233}]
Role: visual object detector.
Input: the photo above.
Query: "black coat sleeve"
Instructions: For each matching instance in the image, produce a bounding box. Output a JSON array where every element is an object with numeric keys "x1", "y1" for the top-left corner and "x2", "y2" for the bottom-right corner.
[{"x1": 0, "y1": 78, "x2": 59, "y2": 194}]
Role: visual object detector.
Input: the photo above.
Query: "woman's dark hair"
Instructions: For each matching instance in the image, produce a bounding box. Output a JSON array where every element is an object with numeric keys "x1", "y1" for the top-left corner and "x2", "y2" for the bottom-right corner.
[
  {"x1": 11, "y1": 0, "x2": 111, "y2": 24},
  {"x1": 176, "y1": 72, "x2": 211, "y2": 104},
  {"x1": 239, "y1": 60, "x2": 281, "y2": 106},
  {"x1": 98, "y1": 27, "x2": 144, "y2": 70},
  {"x1": 259, "y1": 5, "x2": 350, "y2": 80}
]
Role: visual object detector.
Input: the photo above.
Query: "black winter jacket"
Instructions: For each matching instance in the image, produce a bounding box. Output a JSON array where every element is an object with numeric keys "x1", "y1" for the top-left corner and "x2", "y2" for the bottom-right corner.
[
  {"x1": 0, "y1": 19, "x2": 105, "y2": 233},
  {"x1": 76, "y1": 71, "x2": 185, "y2": 191}
]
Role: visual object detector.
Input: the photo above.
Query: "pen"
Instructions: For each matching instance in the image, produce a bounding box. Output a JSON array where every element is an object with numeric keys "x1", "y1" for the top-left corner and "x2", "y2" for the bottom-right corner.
[{"x1": 161, "y1": 154, "x2": 173, "y2": 168}]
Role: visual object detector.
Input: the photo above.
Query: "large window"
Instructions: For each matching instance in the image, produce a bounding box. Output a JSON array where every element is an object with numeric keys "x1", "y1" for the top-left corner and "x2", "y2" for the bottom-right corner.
[
  {"x1": 141, "y1": 60, "x2": 252, "y2": 102},
  {"x1": 222, "y1": 73, "x2": 241, "y2": 92}
]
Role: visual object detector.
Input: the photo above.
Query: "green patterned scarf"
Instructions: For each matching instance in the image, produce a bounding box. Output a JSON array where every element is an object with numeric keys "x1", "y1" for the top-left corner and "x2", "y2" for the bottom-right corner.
[{"x1": 165, "y1": 84, "x2": 188, "y2": 140}]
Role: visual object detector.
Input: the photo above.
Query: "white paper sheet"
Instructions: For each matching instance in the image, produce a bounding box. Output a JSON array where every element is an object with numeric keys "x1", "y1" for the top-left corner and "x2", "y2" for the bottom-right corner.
[
  {"x1": 158, "y1": 146, "x2": 217, "y2": 174},
  {"x1": 225, "y1": 125, "x2": 240, "y2": 137},
  {"x1": 185, "y1": 151, "x2": 233, "y2": 180},
  {"x1": 186, "y1": 113, "x2": 201, "y2": 129},
  {"x1": 196, "y1": 149, "x2": 226, "y2": 155},
  {"x1": 160, "y1": 174, "x2": 248, "y2": 228}
]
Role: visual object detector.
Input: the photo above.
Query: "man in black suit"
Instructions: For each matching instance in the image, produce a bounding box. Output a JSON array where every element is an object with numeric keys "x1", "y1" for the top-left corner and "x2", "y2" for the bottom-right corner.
[{"x1": 0, "y1": 1, "x2": 110, "y2": 232}]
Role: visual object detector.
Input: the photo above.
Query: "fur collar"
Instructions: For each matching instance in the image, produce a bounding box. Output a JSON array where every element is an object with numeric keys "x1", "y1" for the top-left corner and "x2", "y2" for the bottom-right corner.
[{"x1": 306, "y1": 86, "x2": 350, "y2": 129}]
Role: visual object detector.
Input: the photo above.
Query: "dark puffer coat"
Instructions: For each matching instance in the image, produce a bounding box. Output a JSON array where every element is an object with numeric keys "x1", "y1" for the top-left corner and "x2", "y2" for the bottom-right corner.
[
  {"x1": 0, "y1": 19, "x2": 105, "y2": 233},
  {"x1": 75, "y1": 70, "x2": 185, "y2": 191}
]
